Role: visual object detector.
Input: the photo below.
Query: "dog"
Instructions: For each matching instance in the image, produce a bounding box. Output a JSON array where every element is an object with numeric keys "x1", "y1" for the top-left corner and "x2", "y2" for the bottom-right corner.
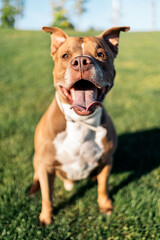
[{"x1": 29, "y1": 26, "x2": 130, "y2": 225}]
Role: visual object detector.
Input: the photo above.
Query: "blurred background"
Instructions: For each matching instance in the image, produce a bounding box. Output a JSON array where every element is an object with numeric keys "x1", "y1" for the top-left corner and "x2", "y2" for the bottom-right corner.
[
  {"x1": 0, "y1": 1, "x2": 160, "y2": 239},
  {"x1": 0, "y1": 0, "x2": 160, "y2": 32}
]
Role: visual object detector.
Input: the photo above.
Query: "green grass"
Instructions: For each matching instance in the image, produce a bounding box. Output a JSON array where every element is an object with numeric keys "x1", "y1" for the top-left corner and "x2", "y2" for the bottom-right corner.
[{"x1": 0, "y1": 29, "x2": 160, "y2": 240}]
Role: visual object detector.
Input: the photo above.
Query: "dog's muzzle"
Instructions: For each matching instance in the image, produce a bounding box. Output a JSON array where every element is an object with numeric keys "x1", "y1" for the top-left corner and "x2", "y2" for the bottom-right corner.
[{"x1": 59, "y1": 56, "x2": 110, "y2": 116}]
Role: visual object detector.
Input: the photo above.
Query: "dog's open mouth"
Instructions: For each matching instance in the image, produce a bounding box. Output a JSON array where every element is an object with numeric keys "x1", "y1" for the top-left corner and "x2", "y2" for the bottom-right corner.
[{"x1": 60, "y1": 80, "x2": 108, "y2": 116}]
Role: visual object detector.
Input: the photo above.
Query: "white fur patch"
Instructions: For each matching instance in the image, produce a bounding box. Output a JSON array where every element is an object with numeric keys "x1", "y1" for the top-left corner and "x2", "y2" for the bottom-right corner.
[
  {"x1": 53, "y1": 101, "x2": 107, "y2": 180},
  {"x1": 64, "y1": 179, "x2": 74, "y2": 191}
]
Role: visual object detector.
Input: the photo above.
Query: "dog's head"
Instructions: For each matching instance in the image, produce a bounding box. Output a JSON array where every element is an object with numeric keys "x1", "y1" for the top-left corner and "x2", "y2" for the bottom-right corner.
[{"x1": 42, "y1": 26, "x2": 130, "y2": 116}]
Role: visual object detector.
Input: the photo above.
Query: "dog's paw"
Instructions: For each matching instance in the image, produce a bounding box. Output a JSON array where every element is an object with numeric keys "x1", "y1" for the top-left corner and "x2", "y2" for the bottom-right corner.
[
  {"x1": 99, "y1": 206, "x2": 113, "y2": 215},
  {"x1": 39, "y1": 212, "x2": 53, "y2": 226},
  {"x1": 64, "y1": 179, "x2": 74, "y2": 191},
  {"x1": 98, "y1": 197, "x2": 113, "y2": 215}
]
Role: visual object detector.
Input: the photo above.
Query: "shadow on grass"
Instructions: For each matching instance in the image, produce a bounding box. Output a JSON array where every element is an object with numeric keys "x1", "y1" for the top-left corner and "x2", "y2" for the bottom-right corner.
[
  {"x1": 28, "y1": 128, "x2": 159, "y2": 214},
  {"x1": 111, "y1": 128, "x2": 160, "y2": 195},
  {"x1": 54, "y1": 128, "x2": 160, "y2": 213},
  {"x1": 54, "y1": 179, "x2": 95, "y2": 215}
]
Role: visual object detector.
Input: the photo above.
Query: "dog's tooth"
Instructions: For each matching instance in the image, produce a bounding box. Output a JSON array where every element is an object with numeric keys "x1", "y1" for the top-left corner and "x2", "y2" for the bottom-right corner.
[{"x1": 70, "y1": 88, "x2": 75, "y2": 100}]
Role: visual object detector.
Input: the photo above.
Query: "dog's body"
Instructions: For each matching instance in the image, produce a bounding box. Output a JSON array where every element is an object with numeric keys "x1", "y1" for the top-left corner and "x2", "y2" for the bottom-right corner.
[{"x1": 30, "y1": 26, "x2": 129, "y2": 225}]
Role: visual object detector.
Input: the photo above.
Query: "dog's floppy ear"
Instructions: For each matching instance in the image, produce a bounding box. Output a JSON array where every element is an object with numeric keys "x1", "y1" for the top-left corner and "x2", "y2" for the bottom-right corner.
[
  {"x1": 42, "y1": 26, "x2": 68, "y2": 56},
  {"x1": 99, "y1": 26, "x2": 130, "y2": 58}
]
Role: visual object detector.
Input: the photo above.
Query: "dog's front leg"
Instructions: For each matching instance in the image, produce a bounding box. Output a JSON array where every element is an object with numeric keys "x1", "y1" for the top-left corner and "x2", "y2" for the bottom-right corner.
[
  {"x1": 38, "y1": 166, "x2": 55, "y2": 225},
  {"x1": 97, "y1": 163, "x2": 113, "y2": 215}
]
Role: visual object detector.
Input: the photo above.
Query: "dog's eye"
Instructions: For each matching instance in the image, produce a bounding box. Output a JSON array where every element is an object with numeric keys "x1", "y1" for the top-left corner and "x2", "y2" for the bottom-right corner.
[
  {"x1": 62, "y1": 53, "x2": 69, "y2": 59},
  {"x1": 97, "y1": 51, "x2": 105, "y2": 58}
]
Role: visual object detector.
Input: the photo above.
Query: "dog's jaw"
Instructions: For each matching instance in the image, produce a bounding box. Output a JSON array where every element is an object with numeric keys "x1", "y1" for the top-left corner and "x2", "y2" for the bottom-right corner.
[{"x1": 57, "y1": 81, "x2": 109, "y2": 116}]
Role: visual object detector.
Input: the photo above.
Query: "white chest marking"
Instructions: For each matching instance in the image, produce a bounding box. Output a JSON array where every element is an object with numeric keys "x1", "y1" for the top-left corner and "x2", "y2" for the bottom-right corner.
[{"x1": 53, "y1": 99, "x2": 107, "y2": 180}]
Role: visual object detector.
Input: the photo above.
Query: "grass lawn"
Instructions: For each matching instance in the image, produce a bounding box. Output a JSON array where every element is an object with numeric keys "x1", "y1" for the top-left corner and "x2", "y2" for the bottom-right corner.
[{"x1": 0, "y1": 29, "x2": 160, "y2": 240}]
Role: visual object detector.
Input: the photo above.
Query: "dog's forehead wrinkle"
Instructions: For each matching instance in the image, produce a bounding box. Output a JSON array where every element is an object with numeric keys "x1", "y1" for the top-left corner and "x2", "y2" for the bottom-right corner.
[
  {"x1": 60, "y1": 37, "x2": 83, "y2": 54},
  {"x1": 68, "y1": 36, "x2": 84, "y2": 43},
  {"x1": 81, "y1": 37, "x2": 99, "y2": 56},
  {"x1": 60, "y1": 36, "x2": 105, "y2": 57}
]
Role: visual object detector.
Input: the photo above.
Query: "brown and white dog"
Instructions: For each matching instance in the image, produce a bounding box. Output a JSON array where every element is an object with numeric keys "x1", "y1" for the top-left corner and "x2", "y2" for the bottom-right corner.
[{"x1": 29, "y1": 26, "x2": 130, "y2": 225}]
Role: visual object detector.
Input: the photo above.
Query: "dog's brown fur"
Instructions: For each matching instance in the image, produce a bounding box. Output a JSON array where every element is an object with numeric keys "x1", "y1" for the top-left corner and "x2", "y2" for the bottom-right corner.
[{"x1": 30, "y1": 26, "x2": 129, "y2": 225}]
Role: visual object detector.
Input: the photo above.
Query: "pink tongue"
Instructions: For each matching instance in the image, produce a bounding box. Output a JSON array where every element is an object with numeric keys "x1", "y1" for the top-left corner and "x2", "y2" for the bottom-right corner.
[{"x1": 70, "y1": 86, "x2": 102, "y2": 112}]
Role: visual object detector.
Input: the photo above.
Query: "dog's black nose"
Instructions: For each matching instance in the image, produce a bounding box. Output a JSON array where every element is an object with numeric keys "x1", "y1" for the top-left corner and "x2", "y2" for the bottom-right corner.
[{"x1": 71, "y1": 56, "x2": 93, "y2": 71}]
